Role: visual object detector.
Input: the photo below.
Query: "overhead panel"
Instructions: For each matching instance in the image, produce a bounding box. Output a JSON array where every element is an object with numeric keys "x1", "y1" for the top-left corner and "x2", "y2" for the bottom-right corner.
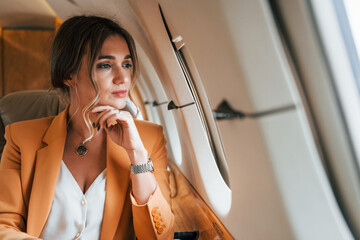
[{"x1": 0, "y1": 0, "x2": 56, "y2": 28}]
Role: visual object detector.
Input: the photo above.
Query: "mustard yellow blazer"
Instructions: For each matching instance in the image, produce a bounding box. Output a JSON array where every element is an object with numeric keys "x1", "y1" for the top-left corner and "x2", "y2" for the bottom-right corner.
[{"x1": 0, "y1": 108, "x2": 175, "y2": 240}]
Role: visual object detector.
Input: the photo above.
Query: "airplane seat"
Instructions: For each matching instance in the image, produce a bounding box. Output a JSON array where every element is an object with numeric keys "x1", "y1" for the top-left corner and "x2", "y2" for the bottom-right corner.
[
  {"x1": 0, "y1": 90, "x2": 138, "y2": 157},
  {"x1": 0, "y1": 90, "x2": 66, "y2": 156}
]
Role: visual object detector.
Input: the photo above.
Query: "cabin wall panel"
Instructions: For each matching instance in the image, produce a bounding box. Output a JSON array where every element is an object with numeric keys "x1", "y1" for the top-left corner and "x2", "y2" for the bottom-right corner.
[
  {"x1": 156, "y1": 0, "x2": 296, "y2": 239},
  {"x1": 258, "y1": 110, "x2": 353, "y2": 239},
  {"x1": 2, "y1": 29, "x2": 54, "y2": 95},
  {"x1": 129, "y1": 0, "x2": 294, "y2": 239},
  {"x1": 131, "y1": 0, "x2": 355, "y2": 239},
  {"x1": 159, "y1": 0, "x2": 295, "y2": 114},
  {"x1": 216, "y1": 118, "x2": 294, "y2": 240}
]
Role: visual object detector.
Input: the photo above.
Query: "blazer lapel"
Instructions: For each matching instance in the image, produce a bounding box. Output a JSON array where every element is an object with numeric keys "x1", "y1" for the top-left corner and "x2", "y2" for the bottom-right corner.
[
  {"x1": 27, "y1": 108, "x2": 68, "y2": 237},
  {"x1": 100, "y1": 135, "x2": 130, "y2": 240},
  {"x1": 25, "y1": 106, "x2": 130, "y2": 238}
]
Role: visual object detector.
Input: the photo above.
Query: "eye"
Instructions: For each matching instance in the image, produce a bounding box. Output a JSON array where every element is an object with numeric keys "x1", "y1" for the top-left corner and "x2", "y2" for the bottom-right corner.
[
  {"x1": 122, "y1": 63, "x2": 133, "y2": 69},
  {"x1": 97, "y1": 63, "x2": 111, "y2": 69}
]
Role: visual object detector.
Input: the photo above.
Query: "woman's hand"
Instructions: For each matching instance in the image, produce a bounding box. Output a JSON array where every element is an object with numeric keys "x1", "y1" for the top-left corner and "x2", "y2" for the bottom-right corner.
[
  {"x1": 92, "y1": 106, "x2": 157, "y2": 205},
  {"x1": 91, "y1": 105, "x2": 148, "y2": 164}
]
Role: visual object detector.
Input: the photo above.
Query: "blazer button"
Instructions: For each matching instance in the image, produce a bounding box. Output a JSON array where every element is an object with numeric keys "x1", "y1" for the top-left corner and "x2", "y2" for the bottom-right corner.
[
  {"x1": 151, "y1": 208, "x2": 158, "y2": 216},
  {"x1": 153, "y1": 215, "x2": 160, "y2": 222},
  {"x1": 157, "y1": 226, "x2": 164, "y2": 234},
  {"x1": 155, "y1": 221, "x2": 161, "y2": 228}
]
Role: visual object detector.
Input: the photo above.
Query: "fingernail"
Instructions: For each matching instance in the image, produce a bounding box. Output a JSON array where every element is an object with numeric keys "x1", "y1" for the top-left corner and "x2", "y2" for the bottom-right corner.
[
  {"x1": 97, "y1": 123, "x2": 100, "y2": 131},
  {"x1": 92, "y1": 122, "x2": 95, "y2": 128}
]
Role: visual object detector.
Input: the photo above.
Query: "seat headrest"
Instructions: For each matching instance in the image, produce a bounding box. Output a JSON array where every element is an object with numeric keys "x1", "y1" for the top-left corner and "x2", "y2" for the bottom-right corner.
[
  {"x1": 0, "y1": 90, "x2": 66, "y2": 155},
  {"x1": 0, "y1": 90, "x2": 66, "y2": 127}
]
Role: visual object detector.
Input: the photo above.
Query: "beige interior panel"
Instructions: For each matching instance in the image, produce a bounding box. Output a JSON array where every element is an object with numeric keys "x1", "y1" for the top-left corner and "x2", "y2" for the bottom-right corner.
[
  {"x1": 0, "y1": 0, "x2": 56, "y2": 28},
  {"x1": 2, "y1": 29, "x2": 54, "y2": 95}
]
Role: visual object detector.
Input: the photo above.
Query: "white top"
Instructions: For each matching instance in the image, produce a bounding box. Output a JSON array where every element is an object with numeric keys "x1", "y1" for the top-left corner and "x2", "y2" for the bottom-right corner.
[{"x1": 40, "y1": 161, "x2": 107, "y2": 240}]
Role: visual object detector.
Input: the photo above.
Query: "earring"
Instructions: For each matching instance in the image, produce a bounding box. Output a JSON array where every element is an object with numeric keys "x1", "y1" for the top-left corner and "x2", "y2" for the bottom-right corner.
[{"x1": 65, "y1": 80, "x2": 72, "y2": 87}]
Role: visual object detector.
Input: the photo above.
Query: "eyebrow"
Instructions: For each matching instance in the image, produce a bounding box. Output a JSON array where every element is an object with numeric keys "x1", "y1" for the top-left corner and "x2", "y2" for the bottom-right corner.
[{"x1": 98, "y1": 54, "x2": 132, "y2": 60}]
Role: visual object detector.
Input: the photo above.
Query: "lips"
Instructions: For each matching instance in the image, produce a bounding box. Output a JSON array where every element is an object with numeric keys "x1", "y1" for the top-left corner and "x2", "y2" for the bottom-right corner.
[{"x1": 111, "y1": 90, "x2": 127, "y2": 98}]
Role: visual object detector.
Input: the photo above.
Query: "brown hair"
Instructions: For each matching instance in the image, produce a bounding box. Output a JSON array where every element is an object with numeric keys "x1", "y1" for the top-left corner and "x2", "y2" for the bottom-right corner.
[{"x1": 50, "y1": 15, "x2": 139, "y2": 143}]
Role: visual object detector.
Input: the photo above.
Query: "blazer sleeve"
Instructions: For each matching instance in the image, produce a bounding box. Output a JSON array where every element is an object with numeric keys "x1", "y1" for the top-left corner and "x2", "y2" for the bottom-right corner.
[
  {"x1": 130, "y1": 125, "x2": 175, "y2": 240},
  {"x1": 0, "y1": 125, "x2": 36, "y2": 239}
]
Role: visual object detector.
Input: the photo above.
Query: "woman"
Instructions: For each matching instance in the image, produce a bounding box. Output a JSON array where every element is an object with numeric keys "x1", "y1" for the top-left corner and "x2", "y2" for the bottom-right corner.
[{"x1": 0, "y1": 16, "x2": 174, "y2": 240}]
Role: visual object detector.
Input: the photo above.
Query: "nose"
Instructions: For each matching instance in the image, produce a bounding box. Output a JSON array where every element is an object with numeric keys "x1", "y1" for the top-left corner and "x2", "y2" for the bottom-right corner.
[{"x1": 112, "y1": 66, "x2": 128, "y2": 85}]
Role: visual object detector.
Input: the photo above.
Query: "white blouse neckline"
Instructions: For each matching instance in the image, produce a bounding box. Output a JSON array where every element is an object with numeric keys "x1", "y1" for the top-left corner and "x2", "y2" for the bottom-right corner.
[
  {"x1": 40, "y1": 160, "x2": 107, "y2": 240},
  {"x1": 62, "y1": 161, "x2": 107, "y2": 196}
]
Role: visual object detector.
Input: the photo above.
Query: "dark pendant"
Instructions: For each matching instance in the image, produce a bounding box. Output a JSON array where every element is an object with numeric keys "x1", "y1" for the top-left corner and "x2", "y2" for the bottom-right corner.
[{"x1": 76, "y1": 144, "x2": 88, "y2": 156}]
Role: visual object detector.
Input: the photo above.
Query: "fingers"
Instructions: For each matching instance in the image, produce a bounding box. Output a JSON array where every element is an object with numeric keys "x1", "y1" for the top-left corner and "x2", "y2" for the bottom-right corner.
[
  {"x1": 92, "y1": 106, "x2": 117, "y2": 129},
  {"x1": 98, "y1": 109, "x2": 118, "y2": 129},
  {"x1": 91, "y1": 106, "x2": 132, "y2": 130},
  {"x1": 92, "y1": 109, "x2": 111, "y2": 130},
  {"x1": 91, "y1": 105, "x2": 115, "y2": 114},
  {"x1": 105, "y1": 114, "x2": 123, "y2": 128}
]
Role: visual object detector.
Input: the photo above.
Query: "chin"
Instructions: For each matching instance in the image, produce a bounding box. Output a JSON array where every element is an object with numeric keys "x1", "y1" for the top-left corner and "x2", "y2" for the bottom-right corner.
[
  {"x1": 99, "y1": 99, "x2": 127, "y2": 109},
  {"x1": 117, "y1": 102, "x2": 128, "y2": 110}
]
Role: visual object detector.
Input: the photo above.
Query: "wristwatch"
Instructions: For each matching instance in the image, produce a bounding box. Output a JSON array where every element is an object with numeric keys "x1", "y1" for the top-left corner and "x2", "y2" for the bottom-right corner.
[{"x1": 130, "y1": 157, "x2": 154, "y2": 174}]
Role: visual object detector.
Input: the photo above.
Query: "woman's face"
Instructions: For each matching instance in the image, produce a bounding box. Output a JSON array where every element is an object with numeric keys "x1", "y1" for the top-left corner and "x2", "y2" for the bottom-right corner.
[{"x1": 70, "y1": 34, "x2": 133, "y2": 110}]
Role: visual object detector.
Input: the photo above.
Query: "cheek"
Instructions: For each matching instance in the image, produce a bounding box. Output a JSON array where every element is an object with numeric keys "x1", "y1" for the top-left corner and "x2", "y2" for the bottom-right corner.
[
  {"x1": 126, "y1": 75, "x2": 133, "y2": 86},
  {"x1": 74, "y1": 77, "x2": 95, "y2": 96},
  {"x1": 97, "y1": 81, "x2": 114, "y2": 101},
  {"x1": 98, "y1": 84, "x2": 108, "y2": 98}
]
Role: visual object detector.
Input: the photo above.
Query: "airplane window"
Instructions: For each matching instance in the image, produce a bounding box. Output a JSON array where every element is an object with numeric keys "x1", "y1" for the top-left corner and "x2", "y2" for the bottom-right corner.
[
  {"x1": 330, "y1": 0, "x2": 360, "y2": 167},
  {"x1": 135, "y1": 44, "x2": 183, "y2": 166},
  {"x1": 300, "y1": 0, "x2": 360, "y2": 236},
  {"x1": 306, "y1": 0, "x2": 360, "y2": 169},
  {"x1": 159, "y1": 7, "x2": 230, "y2": 187},
  {"x1": 173, "y1": 46, "x2": 230, "y2": 187},
  {"x1": 342, "y1": 0, "x2": 360, "y2": 71}
]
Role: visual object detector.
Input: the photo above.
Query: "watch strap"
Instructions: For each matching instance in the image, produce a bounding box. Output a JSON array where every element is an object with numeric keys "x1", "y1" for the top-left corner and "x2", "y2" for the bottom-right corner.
[{"x1": 130, "y1": 157, "x2": 154, "y2": 174}]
